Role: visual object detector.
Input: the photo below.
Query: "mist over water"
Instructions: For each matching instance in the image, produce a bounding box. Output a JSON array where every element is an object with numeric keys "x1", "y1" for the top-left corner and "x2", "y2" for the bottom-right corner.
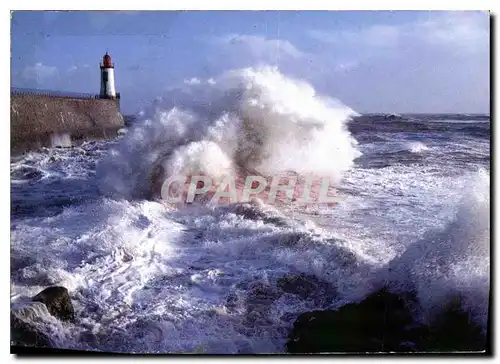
[
  {"x1": 98, "y1": 67, "x2": 360, "y2": 201},
  {"x1": 11, "y1": 66, "x2": 490, "y2": 353},
  {"x1": 385, "y1": 168, "x2": 490, "y2": 328}
]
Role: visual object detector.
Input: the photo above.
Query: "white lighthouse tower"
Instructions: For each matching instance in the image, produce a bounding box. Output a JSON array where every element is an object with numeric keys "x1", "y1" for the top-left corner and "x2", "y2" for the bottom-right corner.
[{"x1": 100, "y1": 52, "x2": 117, "y2": 99}]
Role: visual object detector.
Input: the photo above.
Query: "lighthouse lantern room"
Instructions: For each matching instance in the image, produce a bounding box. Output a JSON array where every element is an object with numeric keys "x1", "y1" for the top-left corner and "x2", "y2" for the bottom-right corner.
[{"x1": 100, "y1": 52, "x2": 117, "y2": 99}]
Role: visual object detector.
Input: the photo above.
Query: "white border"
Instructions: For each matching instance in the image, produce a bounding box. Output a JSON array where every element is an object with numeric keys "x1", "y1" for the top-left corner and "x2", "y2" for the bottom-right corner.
[{"x1": 3, "y1": 1, "x2": 497, "y2": 363}]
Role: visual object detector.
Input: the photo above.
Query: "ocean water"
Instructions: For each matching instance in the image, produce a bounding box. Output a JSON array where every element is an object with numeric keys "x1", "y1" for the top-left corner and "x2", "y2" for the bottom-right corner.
[{"x1": 10, "y1": 67, "x2": 490, "y2": 353}]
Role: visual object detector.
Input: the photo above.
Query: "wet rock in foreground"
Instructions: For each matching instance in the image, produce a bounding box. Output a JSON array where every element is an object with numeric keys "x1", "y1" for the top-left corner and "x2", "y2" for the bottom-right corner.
[
  {"x1": 11, "y1": 304, "x2": 52, "y2": 348},
  {"x1": 11, "y1": 286, "x2": 75, "y2": 348},
  {"x1": 286, "y1": 288, "x2": 486, "y2": 353},
  {"x1": 32, "y1": 286, "x2": 75, "y2": 322}
]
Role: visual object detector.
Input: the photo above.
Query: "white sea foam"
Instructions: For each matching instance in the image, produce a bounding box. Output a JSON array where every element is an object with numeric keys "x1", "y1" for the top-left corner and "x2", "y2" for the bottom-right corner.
[
  {"x1": 97, "y1": 67, "x2": 360, "y2": 200},
  {"x1": 407, "y1": 141, "x2": 429, "y2": 153},
  {"x1": 10, "y1": 195, "x2": 373, "y2": 353},
  {"x1": 385, "y1": 168, "x2": 490, "y2": 329}
]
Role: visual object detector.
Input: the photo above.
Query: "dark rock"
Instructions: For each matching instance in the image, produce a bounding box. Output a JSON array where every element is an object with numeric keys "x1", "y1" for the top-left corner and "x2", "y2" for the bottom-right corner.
[
  {"x1": 286, "y1": 289, "x2": 487, "y2": 353},
  {"x1": 277, "y1": 273, "x2": 335, "y2": 303},
  {"x1": 11, "y1": 309, "x2": 52, "y2": 348},
  {"x1": 419, "y1": 297, "x2": 486, "y2": 352},
  {"x1": 286, "y1": 288, "x2": 413, "y2": 353},
  {"x1": 32, "y1": 286, "x2": 75, "y2": 322}
]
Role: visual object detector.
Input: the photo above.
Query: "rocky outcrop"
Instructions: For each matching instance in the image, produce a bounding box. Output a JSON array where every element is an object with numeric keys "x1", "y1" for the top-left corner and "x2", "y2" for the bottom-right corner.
[
  {"x1": 277, "y1": 273, "x2": 335, "y2": 304},
  {"x1": 420, "y1": 297, "x2": 486, "y2": 352},
  {"x1": 286, "y1": 288, "x2": 486, "y2": 353},
  {"x1": 286, "y1": 289, "x2": 414, "y2": 353},
  {"x1": 11, "y1": 304, "x2": 52, "y2": 348},
  {"x1": 32, "y1": 286, "x2": 75, "y2": 322},
  {"x1": 11, "y1": 286, "x2": 74, "y2": 348}
]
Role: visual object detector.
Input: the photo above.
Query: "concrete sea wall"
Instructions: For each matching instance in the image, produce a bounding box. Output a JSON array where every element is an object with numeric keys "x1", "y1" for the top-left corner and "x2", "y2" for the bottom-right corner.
[{"x1": 11, "y1": 92, "x2": 125, "y2": 153}]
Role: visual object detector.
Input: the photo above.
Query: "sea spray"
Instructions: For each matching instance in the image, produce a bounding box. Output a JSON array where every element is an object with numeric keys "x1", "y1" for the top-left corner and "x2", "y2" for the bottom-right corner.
[
  {"x1": 385, "y1": 168, "x2": 490, "y2": 330},
  {"x1": 97, "y1": 67, "x2": 361, "y2": 201}
]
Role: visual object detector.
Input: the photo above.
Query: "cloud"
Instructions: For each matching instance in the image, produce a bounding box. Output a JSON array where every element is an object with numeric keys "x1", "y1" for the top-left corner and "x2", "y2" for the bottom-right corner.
[
  {"x1": 204, "y1": 33, "x2": 311, "y2": 78},
  {"x1": 213, "y1": 34, "x2": 306, "y2": 60},
  {"x1": 205, "y1": 32, "x2": 358, "y2": 84},
  {"x1": 303, "y1": 11, "x2": 489, "y2": 113},
  {"x1": 22, "y1": 63, "x2": 58, "y2": 84},
  {"x1": 309, "y1": 25, "x2": 401, "y2": 49},
  {"x1": 66, "y1": 64, "x2": 91, "y2": 73},
  {"x1": 184, "y1": 77, "x2": 201, "y2": 85},
  {"x1": 415, "y1": 11, "x2": 489, "y2": 52},
  {"x1": 308, "y1": 11, "x2": 489, "y2": 54},
  {"x1": 182, "y1": 77, "x2": 217, "y2": 86}
]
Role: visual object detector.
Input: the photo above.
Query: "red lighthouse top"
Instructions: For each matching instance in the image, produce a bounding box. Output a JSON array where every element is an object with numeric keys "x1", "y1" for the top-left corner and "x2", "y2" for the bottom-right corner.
[{"x1": 102, "y1": 52, "x2": 113, "y2": 68}]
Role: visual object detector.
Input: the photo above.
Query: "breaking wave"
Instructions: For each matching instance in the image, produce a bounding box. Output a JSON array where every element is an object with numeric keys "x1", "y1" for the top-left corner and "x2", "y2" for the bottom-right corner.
[
  {"x1": 97, "y1": 67, "x2": 360, "y2": 201},
  {"x1": 385, "y1": 168, "x2": 490, "y2": 330}
]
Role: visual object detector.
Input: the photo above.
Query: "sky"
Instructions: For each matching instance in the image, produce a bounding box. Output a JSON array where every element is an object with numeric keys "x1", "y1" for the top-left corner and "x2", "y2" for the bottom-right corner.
[{"x1": 11, "y1": 10, "x2": 490, "y2": 114}]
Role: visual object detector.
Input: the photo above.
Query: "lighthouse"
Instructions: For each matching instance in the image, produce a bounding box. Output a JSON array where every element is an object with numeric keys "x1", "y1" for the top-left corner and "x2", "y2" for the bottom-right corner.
[{"x1": 100, "y1": 52, "x2": 117, "y2": 99}]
